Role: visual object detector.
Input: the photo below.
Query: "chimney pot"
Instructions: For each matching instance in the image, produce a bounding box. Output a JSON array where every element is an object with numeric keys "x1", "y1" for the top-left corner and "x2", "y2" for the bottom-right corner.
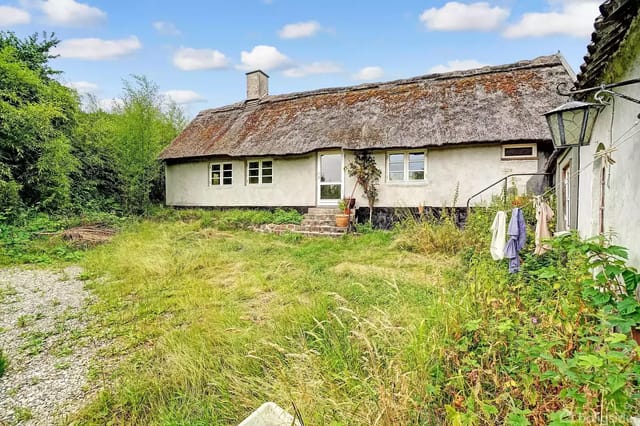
[{"x1": 246, "y1": 70, "x2": 269, "y2": 100}]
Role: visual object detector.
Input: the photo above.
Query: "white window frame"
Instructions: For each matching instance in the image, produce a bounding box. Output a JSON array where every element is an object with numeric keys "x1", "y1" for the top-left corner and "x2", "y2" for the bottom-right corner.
[
  {"x1": 247, "y1": 159, "x2": 273, "y2": 185},
  {"x1": 210, "y1": 162, "x2": 233, "y2": 186},
  {"x1": 386, "y1": 150, "x2": 427, "y2": 183},
  {"x1": 501, "y1": 143, "x2": 538, "y2": 160}
]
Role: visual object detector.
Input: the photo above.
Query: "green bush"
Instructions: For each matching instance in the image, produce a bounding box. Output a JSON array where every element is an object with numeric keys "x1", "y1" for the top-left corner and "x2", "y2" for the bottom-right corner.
[{"x1": 393, "y1": 215, "x2": 469, "y2": 255}]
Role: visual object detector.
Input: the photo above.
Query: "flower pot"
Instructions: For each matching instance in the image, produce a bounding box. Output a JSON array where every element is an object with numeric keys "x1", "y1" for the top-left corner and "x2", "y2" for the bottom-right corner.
[{"x1": 335, "y1": 214, "x2": 349, "y2": 228}]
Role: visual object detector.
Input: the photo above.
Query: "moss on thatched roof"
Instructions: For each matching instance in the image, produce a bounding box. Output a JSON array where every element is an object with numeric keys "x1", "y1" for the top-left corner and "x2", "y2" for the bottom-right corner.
[{"x1": 160, "y1": 54, "x2": 573, "y2": 160}]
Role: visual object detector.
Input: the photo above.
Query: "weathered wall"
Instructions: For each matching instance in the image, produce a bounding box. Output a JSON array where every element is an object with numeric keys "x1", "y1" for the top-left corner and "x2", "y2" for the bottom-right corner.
[
  {"x1": 166, "y1": 144, "x2": 542, "y2": 209},
  {"x1": 165, "y1": 155, "x2": 317, "y2": 207},
  {"x1": 577, "y1": 59, "x2": 640, "y2": 268},
  {"x1": 344, "y1": 145, "x2": 540, "y2": 208}
]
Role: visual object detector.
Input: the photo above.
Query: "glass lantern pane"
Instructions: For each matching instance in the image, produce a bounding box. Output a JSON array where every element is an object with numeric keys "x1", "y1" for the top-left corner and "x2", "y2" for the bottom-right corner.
[
  {"x1": 546, "y1": 113, "x2": 562, "y2": 147},
  {"x1": 561, "y1": 109, "x2": 586, "y2": 146},
  {"x1": 581, "y1": 107, "x2": 600, "y2": 145}
]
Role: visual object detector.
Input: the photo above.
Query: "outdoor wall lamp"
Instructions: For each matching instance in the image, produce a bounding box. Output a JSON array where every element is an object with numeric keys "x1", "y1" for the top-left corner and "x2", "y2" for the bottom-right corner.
[{"x1": 544, "y1": 78, "x2": 640, "y2": 149}]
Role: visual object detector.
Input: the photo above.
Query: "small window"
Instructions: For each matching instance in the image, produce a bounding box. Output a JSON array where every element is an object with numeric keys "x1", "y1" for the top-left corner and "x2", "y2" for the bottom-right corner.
[
  {"x1": 502, "y1": 144, "x2": 537, "y2": 160},
  {"x1": 211, "y1": 163, "x2": 232, "y2": 186},
  {"x1": 247, "y1": 159, "x2": 273, "y2": 185},
  {"x1": 387, "y1": 151, "x2": 426, "y2": 182}
]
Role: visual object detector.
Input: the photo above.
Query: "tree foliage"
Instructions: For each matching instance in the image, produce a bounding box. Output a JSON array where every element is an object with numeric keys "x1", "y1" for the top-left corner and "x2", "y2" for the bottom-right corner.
[{"x1": 0, "y1": 32, "x2": 186, "y2": 218}]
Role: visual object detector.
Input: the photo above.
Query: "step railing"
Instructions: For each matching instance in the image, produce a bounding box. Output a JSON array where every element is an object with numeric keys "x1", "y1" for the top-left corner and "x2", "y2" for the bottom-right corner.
[{"x1": 465, "y1": 173, "x2": 551, "y2": 212}]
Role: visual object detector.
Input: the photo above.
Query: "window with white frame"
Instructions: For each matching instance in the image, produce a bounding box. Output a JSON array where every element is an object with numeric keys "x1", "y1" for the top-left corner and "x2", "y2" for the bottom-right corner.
[
  {"x1": 247, "y1": 159, "x2": 273, "y2": 184},
  {"x1": 501, "y1": 144, "x2": 537, "y2": 160},
  {"x1": 210, "y1": 162, "x2": 232, "y2": 186},
  {"x1": 387, "y1": 151, "x2": 426, "y2": 182}
]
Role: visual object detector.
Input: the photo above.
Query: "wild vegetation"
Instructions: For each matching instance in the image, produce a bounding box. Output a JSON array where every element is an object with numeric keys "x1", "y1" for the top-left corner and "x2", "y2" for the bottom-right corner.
[
  {"x1": 48, "y1": 207, "x2": 636, "y2": 425},
  {"x1": 1, "y1": 31, "x2": 639, "y2": 425}
]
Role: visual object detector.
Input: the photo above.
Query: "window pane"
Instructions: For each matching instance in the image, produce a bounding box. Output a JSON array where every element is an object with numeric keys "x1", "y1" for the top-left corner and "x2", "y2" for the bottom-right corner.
[
  {"x1": 408, "y1": 153, "x2": 424, "y2": 163},
  {"x1": 262, "y1": 161, "x2": 272, "y2": 168},
  {"x1": 389, "y1": 162, "x2": 403, "y2": 173},
  {"x1": 262, "y1": 168, "x2": 272, "y2": 177},
  {"x1": 321, "y1": 154, "x2": 341, "y2": 182},
  {"x1": 504, "y1": 147, "x2": 534, "y2": 157},
  {"x1": 248, "y1": 161, "x2": 259, "y2": 169},
  {"x1": 223, "y1": 163, "x2": 232, "y2": 171},
  {"x1": 223, "y1": 177, "x2": 232, "y2": 185},
  {"x1": 320, "y1": 184, "x2": 341, "y2": 199},
  {"x1": 262, "y1": 176, "x2": 272, "y2": 184},
  {"x1": 249, "y1": 176, "x2": 259, "y2": 184},
  {"x1": 248, "y1": 169, "x2": 259, "y2": 177},
  {"x1": 211, "y1": 164, "x2": 220, "y2": 172},
  {"x1": 389, "y1": 172, "x2": 404, "y2": 181},
  {"x1": 211, "y1": 173, "x2": 220, "y2": 185},
  {"x1": 223, "y1": 170, "x2": 232, "y2": 179},
  {"x1": 388, "y1": 153, "x2": 403, "y2": 163},
  {"x1": 409, "y1": 171, "x2": 424, "y2": 180},
  {"x1": 408, "y1": 161, "x2": 423, "y2": 170}
]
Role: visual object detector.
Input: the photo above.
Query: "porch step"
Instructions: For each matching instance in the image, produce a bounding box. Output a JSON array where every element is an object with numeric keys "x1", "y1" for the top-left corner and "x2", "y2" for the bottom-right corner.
[{"x1": 306, "y1": 207, "x2": 341, "y2": 215}]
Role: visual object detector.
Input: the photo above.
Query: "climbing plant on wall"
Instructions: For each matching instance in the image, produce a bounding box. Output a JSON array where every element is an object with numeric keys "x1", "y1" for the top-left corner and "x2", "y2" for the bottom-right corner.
[{"x1": 346, "y1": 150, "x2": 381, "y2": 224}]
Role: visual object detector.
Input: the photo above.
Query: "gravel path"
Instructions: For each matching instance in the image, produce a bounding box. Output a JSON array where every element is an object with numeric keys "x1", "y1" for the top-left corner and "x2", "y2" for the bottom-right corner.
[{"x1": 0, "y1": 266, "x2": 100, "y2": 425}]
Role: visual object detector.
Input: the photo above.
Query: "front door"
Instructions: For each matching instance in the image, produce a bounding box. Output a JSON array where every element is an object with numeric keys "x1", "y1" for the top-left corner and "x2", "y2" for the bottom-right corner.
[{"x1": 317, "y1": 152, "x2": 343, "y2": 205}]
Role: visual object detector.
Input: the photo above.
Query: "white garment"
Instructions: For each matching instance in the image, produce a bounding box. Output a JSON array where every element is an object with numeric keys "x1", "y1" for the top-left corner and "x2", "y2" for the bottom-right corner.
[
  {"x1": 490, "y1": 211, "x2": 506, "y2": 260},
  {"x1": 534, "y1": 198, "x2": 554, "y2": 255}
]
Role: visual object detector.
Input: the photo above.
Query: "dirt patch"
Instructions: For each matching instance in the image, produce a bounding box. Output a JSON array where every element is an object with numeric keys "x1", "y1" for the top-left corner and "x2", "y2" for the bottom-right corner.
[{"x1": 61, "y1": 225, "x2": 116, "y2": 247}]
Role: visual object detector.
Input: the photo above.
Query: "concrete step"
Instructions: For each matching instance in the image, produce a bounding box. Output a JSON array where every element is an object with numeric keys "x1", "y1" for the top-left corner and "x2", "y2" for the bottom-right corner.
[
  {"x1": 294, "y1": 230, "x2": 347, "y2": 237},
  {"x1": 301, "y1": 218, "x2": 337, "y2": 226},
  {"x1": 298, "y1": 225, "x2": 348, "y2": 233},
  {"x1": 307, "y1": 207, "x2": 341, "y2": 215},
  {"x1": 302, "y1": 214, "x2": 338, "y2": 221}
]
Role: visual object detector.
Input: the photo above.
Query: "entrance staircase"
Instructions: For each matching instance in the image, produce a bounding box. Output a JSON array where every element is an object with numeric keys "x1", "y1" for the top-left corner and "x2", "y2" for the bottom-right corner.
[{"x1": 297, "y1": 207, "x2": 349, "y2": 237}]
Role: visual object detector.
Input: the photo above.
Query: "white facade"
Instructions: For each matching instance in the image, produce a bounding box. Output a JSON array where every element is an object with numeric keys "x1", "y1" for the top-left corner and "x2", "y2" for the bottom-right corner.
[
  {"x1": 574, "y1": 60, "x2": 640, "y2": 268},
  {"x1": 165, "y1": 144, "x2": 541, "y2": 209}
]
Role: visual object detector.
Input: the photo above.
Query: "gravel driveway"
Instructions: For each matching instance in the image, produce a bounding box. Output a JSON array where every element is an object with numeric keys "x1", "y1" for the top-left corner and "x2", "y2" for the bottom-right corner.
[{"x1": 0, "y1": 266, "x2": 100, "y2": 425}]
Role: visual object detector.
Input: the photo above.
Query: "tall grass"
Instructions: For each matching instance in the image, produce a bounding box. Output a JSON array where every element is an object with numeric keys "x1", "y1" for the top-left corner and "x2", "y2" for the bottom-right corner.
[{"x1": 73, "y1": 207, "x2": 638, "y2": 424}]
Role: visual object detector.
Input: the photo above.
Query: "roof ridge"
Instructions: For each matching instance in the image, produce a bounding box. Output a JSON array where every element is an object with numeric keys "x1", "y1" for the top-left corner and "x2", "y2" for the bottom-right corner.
[{"x1": 197, "y1": 54, "x2": 564, "y2": 115}]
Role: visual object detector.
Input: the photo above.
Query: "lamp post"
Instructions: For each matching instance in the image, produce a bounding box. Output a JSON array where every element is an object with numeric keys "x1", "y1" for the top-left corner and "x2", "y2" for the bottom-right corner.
[{"x1": 543, "y1": 101, "x2": 603, "y2": 149}]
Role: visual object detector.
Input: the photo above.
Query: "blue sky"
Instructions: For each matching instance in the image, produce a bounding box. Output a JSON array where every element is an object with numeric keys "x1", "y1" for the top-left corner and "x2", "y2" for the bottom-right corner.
[{"x1": 0, "y1": 0, "x2": 601, "y2": 116}]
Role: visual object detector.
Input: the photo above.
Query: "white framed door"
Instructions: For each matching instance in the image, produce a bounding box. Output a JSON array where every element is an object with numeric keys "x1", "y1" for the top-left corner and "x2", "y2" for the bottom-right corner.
[{"x1": 317, "y1": 151, "x2": 343, "y2": 205}]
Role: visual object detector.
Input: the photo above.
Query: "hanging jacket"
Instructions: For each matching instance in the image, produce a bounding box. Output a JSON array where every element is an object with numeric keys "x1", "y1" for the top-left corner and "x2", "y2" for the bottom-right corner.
[
  {"x1": 504, "y1": 208, "x2": 526, "y2": 273},
  {"x1": 490, "y1": 211, "x2": 506, "y2": 260},
  {"x1": 534, "y1": 199, "x2": 554, "y2": 255}
]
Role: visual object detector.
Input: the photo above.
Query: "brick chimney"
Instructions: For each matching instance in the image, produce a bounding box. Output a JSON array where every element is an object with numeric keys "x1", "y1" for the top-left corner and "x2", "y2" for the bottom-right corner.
[{"x1": 246, "y1": 70, "x2": 269, "y2": 100}]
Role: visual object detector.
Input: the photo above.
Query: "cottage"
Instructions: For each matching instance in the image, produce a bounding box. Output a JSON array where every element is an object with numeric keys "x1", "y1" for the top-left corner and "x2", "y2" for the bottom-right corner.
[
  {"x1": 549, "y1": 0, "x2": 640, "y2": 268},
  {"x1": 159, "y1": 55, "x2": 573, "y2": 221}
]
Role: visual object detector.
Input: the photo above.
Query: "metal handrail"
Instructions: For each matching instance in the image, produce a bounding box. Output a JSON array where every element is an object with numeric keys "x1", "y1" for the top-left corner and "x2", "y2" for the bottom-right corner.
[{"x1": 465, "y1": 173, "x2": 551, "y2": 211}]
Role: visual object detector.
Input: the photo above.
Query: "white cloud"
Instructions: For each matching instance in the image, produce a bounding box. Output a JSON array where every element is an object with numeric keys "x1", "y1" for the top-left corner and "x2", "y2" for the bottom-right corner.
[
  {"x1": 40, "y1": 0, "x2": 106, "y2": 26},
  {"x1": 238, "y1": 45, "x2": 291, "y2": 71},
  {"x1": 153, "y1": 21, "x2": 181, "y2": 36},
  {"x1": 172, "y1": 47, "x2": 228, "y2": 71},
  {"x1": 503, "y1": 0, "x2": 600, "y2": 38},
  {"x1": 98, "y1": 97, "x2": 123, "y2": 112},
  {"x1": 420, "y1": 2, "x2": 509, "y2": 31},
  {"x1": 283, "y1": 61, "x2": 342, "y2": 78},
  {"x1": 0, "y1": 6, "x2": 30, "y2": 26},
  {"x1": 429, "y1": 59, "x2": 489, "y2": 73},
  {"x1": 278, "y1": 21, "x2": 322, "y2": 39},
  {"x1": 52, "y1": 36, "x2": 142, "y2": 60},
  {"x1": 163, "y1": 90, "x2": 206, "y2": 105},
  {"x1": 354, "y1": 66, "x2": 384, "y2": 81},
  {"x1": 64, "y1": 80, "x2": 99, "y2": 93}
]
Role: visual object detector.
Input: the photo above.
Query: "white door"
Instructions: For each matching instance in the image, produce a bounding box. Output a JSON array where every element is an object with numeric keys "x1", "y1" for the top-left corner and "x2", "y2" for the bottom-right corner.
[{"x1": 317, "y1": 152, "x2": 343, "y2": 205}]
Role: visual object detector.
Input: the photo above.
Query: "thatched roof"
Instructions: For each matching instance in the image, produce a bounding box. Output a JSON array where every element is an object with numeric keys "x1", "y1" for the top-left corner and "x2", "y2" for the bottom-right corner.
[
  {"x1": 576, "y1": 0, "x2": 640, "y2": 91},
  {"x1": 159, "y1": 54, "x2": 574, "y2": 160}
]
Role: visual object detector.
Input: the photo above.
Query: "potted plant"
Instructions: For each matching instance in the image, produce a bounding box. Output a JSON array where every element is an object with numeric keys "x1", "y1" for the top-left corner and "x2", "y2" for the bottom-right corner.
[{"x1": 336, "y1": 199, "x2": 349, "y2": 227}]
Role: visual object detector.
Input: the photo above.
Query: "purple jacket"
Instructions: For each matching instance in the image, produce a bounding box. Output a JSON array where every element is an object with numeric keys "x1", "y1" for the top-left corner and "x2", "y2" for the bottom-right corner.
[{"x1": 504, "y1": 208, "x2": 526, "y2": 273}]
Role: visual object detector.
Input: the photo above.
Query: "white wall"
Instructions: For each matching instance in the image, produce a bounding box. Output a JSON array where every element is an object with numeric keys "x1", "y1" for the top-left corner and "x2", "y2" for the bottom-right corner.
[
  {"x1": 165, "y1": 155, "x2": 317, "y2": 207},
  {"x1": 166, "y1": 145, "x2": 541, "y2": 209},
  {"x1": 344, "y1": 145, "x2": 540, "y2": 208},
  {"x1": 577, "y1": 60, "x2": 640, "y2": 268}
]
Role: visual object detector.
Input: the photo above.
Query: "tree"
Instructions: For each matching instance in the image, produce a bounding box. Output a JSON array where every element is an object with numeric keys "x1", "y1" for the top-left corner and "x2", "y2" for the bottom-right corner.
[
  {"x1": 0, "y1": 31, "x2": 60, "y2": 79},
  {"x1": 110, "y1": 75, "x2": 185, "y2": 213},
  {"x1": 346, "y1": 151, "x2": 381, "y2": 224},
  {"x1": 0, "y1": 44, "x2": 78, "y2": 212}
]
